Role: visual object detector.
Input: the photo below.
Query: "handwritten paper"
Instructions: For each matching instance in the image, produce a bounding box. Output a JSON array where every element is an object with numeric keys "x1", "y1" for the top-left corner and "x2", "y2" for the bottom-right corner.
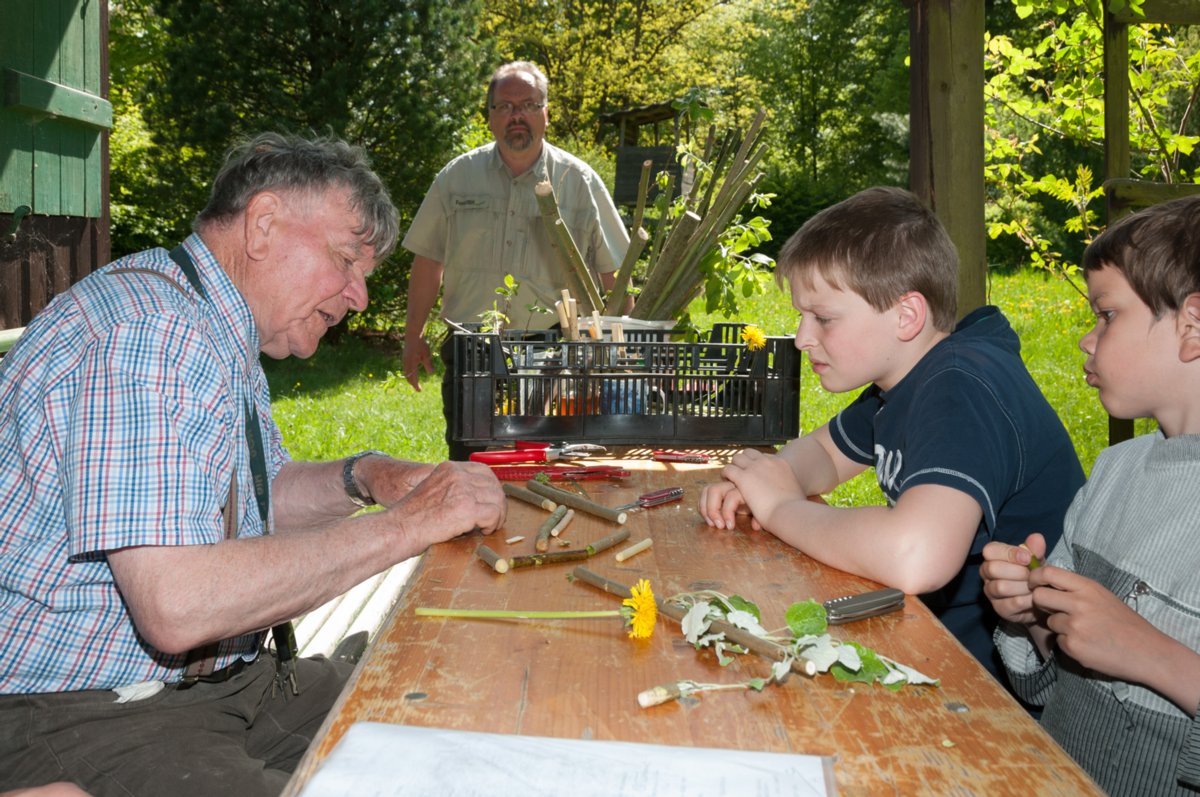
[{"x1": 298, "y1": 722, "x2": 836, "y2": 797}]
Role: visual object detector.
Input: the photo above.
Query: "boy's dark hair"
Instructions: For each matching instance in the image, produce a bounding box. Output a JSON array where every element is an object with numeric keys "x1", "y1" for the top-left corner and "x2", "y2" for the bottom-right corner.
[
  {"x1": 776, "y1": 186, "x2": 959, "y2": 332},
  {"x1": 1082, "y1": 194, "x2": 1200, "y2": 318}
]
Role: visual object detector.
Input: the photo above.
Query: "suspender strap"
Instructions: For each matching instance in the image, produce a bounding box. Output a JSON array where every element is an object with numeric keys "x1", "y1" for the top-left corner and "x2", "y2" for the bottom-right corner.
[
  {"x1": 167, "y1": 244, "x2": 208, "y2": 299},
  {"x1": 112, "y1": 245, "x2": 300, "y2": 691}
]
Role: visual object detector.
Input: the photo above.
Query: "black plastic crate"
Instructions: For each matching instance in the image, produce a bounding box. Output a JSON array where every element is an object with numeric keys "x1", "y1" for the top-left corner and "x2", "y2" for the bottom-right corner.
[{"x1": 450, "y1": 324, "x2": 800, "y2": 446}]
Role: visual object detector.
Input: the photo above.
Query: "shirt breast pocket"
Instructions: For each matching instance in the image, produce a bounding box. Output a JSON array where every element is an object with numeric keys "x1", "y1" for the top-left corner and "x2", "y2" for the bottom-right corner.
[{"x1": 449, "y1": 194, "x2": 500, "y2": 268}]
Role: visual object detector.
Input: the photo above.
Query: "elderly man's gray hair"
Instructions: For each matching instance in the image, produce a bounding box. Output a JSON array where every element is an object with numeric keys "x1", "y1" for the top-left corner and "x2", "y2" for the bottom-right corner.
[{"x1": 195, "y1": 132, "x2": 399, "y2": 261}]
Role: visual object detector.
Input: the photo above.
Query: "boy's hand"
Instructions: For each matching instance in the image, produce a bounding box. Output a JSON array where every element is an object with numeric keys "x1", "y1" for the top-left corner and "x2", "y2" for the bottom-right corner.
[
  {"x1": 980, "y1": 532, "x2": 1047, "y2": 625},
  {"x1": 720, "y1": 449, "x2": 805, "y2": 532},
  {"x1": 698, "y1": 480, "x2": 749, "y2": 530},
  {"x1": 1029, "y1": 567, "x2": 1152, "y2": 684}
]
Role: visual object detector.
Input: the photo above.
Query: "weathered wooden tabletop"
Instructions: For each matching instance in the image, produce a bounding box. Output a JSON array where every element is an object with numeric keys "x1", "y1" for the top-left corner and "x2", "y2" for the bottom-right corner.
[{"x1": 283, "y1": 448, "x2": 1101, "y2": 797}]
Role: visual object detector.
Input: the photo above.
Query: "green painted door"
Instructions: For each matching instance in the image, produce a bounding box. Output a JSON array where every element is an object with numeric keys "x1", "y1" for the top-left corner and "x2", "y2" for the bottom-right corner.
[{"x1": 1, "y1": 0, "x2": 111, "y2": 217}]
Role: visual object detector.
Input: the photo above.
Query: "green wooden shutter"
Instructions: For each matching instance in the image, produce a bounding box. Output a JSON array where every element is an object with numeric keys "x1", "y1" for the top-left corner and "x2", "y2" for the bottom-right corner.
[{"x1": 1, "y1": 0, "x2": 111, "y2": 218}]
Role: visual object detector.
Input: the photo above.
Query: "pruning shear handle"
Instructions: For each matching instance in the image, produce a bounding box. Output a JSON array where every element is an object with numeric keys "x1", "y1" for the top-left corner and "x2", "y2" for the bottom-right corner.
[{"x1": 471, "y1": 441, "x2": 608, "y2": 465}]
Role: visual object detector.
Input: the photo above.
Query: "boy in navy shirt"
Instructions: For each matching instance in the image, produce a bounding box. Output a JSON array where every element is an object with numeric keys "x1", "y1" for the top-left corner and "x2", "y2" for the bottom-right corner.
[{"x1": 700, "y1": 186, "x2": 1085, "y2": 676}]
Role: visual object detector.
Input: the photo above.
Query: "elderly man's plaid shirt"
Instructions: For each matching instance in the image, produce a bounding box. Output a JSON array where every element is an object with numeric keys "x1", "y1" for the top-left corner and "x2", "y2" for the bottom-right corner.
[{"x1": 0, "y1": 235, "x2": 289, "y2": 693}]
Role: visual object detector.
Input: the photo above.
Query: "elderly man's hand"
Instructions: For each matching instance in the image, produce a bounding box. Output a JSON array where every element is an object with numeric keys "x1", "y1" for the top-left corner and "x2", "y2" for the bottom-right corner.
[
  {"x1": 355, "y1": 456, "x2": 437, "y2": 507},
  {"x1": 386, "y1": 460, "x2": 506, "y2": 542}
]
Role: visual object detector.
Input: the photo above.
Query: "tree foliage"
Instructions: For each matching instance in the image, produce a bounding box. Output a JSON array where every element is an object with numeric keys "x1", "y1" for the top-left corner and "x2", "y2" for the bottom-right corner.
[
  {"x1": 483, "y1": 0, "x2": 759, "y2": 145},
  {"x1": 109, "y1": 1, "x2": 494, "y2": 323},
  {"x1": 983, "y1": 0, "x2": 1200, "y2": 274},
  {"x1": 106, "y1": 0, "x2": 1200, "y2": 331},
  {"x1": 738, "y1": 0, "x2": 911, "y2": 254}
]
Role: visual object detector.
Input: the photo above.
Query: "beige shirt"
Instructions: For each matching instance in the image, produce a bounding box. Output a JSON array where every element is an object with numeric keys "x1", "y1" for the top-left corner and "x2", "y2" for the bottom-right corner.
[{"x1": 402, "y1": 142, "x2": 628, "y2": 329}]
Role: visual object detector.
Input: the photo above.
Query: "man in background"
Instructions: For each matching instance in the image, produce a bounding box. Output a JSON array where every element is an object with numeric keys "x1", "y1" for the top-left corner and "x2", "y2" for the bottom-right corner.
[{"x1": 402, "y1": 60, "x2": 629, "y2": 460}]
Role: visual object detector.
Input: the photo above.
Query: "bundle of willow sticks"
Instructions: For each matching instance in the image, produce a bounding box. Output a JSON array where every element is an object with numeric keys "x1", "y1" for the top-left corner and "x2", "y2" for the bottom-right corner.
[{"x1": 535, "y1": 108, "x2": 768, "y2": 323}]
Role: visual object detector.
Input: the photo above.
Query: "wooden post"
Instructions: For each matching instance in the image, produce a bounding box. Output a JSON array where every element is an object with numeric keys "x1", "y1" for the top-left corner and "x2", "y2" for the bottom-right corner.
[
  {"x1": 1101, "y1": 7, "x2": 1137, "y2": 446},
  {"x1": 907, "y1": 0, "x2": 986, "y2": 319}
]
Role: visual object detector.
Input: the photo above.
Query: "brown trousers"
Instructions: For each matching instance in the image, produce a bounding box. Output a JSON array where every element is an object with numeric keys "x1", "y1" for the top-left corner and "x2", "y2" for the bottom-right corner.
[{"x1": 0, "y1": 654, "x2": 350, "y2": 797}]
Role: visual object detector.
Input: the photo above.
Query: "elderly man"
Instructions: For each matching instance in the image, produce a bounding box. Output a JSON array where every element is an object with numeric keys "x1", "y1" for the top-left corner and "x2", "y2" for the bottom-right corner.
[
  {"x1": 0, "y1": 133, "x2": 506, "y2": 797},
  {"x1": 402, "y1": 60, "x2": 630, "y2": 459}
]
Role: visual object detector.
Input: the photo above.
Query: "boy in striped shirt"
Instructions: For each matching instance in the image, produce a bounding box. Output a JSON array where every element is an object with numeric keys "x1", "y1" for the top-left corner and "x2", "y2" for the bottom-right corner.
[{"x1": 982, "y1": 194, "x2": 1200, "y2": 796}]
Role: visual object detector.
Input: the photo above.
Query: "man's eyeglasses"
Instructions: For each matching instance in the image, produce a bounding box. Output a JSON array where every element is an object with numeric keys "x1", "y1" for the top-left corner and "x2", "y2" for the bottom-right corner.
[{"x1": 490, "y1": 101, "x2": 545, "y2": 117}]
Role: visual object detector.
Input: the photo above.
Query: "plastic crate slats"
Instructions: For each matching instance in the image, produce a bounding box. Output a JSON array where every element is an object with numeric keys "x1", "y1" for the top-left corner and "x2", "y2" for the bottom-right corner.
[{"x1": 452, "y1": 328, "x2": 799, "y2": 445}]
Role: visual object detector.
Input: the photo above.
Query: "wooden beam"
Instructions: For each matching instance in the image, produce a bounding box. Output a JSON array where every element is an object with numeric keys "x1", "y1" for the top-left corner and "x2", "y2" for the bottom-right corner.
[
  {"x1": 1104, "y1": 178, "x2": 1200, "y2": 212},
  {"x1": 2, "y1": 68, "x2": 113, "y2": 130},
  {"x1": 908, "y1": 0, "x2": 986, "y2": 318},
  {"x1": 1113, "y1": 0, "x2": 1200, "y2": 24}
]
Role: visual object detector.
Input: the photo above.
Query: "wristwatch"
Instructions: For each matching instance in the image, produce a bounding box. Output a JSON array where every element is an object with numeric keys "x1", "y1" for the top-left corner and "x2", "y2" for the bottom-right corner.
[{"x1": 343, "y1": 450, "x2": 386, "y2": 508}]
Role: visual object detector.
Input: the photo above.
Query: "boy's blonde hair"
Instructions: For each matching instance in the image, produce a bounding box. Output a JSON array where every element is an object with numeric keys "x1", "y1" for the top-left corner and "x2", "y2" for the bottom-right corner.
[
  {"x1": 1082, "y1": 194, "x2": 1200, "y2": 319},
  {"x1": 776, "y1": 186, "x2": 959, "y2": 332}
]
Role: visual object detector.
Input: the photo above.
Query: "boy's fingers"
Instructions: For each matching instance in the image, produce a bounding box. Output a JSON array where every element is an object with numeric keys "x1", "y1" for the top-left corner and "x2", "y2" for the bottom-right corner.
[{"x1": 982, "y1": 540, "x2": 1027, "y2": 565}]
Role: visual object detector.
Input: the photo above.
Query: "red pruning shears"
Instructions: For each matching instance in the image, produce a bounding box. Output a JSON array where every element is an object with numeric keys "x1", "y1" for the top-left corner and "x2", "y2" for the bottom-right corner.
[
  {"x1": 652, "y1": 450, "x2": 709, "y2": 463},
  {"x1": 470, "y1": 441, "x2": 608, "y2": 465},
  {"x1": 487, "y1": 464, "x2": 630, "y2": 481}
]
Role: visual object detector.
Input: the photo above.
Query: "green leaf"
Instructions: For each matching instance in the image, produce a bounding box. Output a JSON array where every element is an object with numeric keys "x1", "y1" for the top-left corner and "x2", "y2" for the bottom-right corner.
[
  {"x1": 726, "y1": 594, "x2": 761, "y2": 622},
  {"x1": 785, "y1": 600, "x2": 827, "y2": 637},
  {"x1": 831, "y1": 642, "x2": 889, "y2": 684}
]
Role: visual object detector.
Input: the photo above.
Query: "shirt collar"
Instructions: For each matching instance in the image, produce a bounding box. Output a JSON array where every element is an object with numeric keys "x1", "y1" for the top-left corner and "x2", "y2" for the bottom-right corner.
[
  {"x1": 178, "y1": 233, "x2": 260, "y2": 362},
  {"x1": 487, "y1": 140, "x2": 552, "y2": 182}
]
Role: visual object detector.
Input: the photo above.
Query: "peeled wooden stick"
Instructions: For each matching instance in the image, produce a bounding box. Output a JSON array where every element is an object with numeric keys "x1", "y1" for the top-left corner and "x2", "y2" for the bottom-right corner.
[
  {"x1": 550, "y1": 508, "x2": 576, "y2": 537},
  {"x1": 503, "y1": 482, "x2": 557, "y2": 512},
  {"x1": 554, "y1": 299, "x2": 570, "y2": 333},
  {"x1": 536, "y1": 505, "x2": 570, "y2": 552},
  {"x1": 614, "y1": 538, "x2": 653, "y2": 562},
  {"x1": 525, "y1": 480, "x2": 627, "y2": 524},
  {"x1": 571, "y1": 566, "x2": 818, "y2": 677},
  {"x1": 475, "y1": 544, "x2": 509, "y2": 574},
  {"x1": 509, "y1": 528, "x2": 630, "y2": 569}
]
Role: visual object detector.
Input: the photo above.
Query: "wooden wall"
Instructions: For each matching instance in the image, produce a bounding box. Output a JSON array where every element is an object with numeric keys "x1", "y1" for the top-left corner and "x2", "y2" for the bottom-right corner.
[{"x1": 0, "y1": 0, "x2": 110, "y2": 329}]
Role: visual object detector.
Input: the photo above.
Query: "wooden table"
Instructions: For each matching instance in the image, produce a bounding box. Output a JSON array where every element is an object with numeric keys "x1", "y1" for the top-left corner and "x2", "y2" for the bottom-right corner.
[{"x1": 284, "y1": 448, "x2": 1102, "y2": 796}]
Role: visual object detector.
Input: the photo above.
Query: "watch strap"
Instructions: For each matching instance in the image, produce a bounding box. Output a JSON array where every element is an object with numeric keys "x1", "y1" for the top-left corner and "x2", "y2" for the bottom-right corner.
[{"x1": 343, "y1": 450, "x2": 386, "y2": 507}]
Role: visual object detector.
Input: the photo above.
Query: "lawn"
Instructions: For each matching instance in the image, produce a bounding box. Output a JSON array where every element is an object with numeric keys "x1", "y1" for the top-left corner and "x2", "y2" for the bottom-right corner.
[{"x1": 264, "y1": 267, "x2": 1152, "y2": 507}]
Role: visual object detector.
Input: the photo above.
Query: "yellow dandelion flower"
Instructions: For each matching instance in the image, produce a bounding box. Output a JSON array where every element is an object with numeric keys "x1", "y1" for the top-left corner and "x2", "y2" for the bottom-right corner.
[
  {"x1": 621, "y1": 579, "x2": 657, "y2": 639},
  {"x1": 740, "y1": 325, "x2": 767, "y2": 351}
]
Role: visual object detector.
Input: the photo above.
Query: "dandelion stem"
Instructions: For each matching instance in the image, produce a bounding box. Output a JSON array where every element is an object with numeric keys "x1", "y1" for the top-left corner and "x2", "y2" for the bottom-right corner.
[{"x1": 415, "y1": 608, "x2": 619, "y2": 620}]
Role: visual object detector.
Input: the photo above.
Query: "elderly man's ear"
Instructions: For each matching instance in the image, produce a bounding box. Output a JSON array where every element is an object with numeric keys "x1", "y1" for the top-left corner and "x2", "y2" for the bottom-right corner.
[
  {"x1": 1178, "y1": 293, "x2": 1200, "y2": 363},
  {"x1": 243, "y1": 191, "x2": 283, "y2": 262}
]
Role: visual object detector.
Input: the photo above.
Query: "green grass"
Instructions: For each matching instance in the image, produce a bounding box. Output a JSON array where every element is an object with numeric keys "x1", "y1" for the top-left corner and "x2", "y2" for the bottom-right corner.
[
  {"x1": 266, "y1": 269, "x2": 1153, "y2": 505},
  {"x1": 264, "y1": 334, "x2": 449, "y2": 462}
]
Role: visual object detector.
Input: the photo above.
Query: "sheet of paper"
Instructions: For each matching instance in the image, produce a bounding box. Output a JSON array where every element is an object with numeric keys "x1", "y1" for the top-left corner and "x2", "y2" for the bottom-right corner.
[{"x1": 298, "y1": 722, "x2": 837, "y2": 797}]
